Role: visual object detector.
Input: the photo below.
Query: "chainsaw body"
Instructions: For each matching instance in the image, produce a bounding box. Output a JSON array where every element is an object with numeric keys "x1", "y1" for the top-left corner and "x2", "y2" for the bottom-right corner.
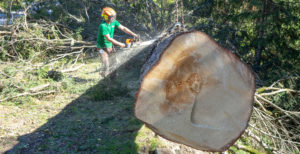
[{"x1": 125, "y1": 36, "x2": 140, "y2": 48}]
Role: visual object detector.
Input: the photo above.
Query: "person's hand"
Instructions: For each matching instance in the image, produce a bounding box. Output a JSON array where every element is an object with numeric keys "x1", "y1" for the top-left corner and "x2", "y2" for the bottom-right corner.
[
  {"x1": 119, "y1": 43, "x2": 126, "y2": 48},
  {"x1": 134, "y1": 34, "x2": 140, "y2": 41}
]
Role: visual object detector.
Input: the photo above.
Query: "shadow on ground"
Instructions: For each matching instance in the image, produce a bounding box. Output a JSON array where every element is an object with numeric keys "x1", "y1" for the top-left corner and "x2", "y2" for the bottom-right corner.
[{"x1": 5, "y1": 45, "x2": 152, "y2": 153}]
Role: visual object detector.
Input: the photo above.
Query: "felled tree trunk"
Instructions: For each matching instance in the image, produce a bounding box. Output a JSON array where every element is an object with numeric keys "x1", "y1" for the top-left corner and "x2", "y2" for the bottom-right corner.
[{"x1": 134, "y1": 31, "x2": 255, "y2": 152}]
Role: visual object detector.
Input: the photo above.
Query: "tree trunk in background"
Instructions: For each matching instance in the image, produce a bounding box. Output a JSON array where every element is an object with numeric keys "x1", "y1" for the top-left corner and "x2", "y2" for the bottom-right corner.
[
  {"x1": 0, "y1": 6, "x2": 5, "y2": 12},
  {"x1": 135, "y1": 31, "x2": 255, "y2": 152},
  {"x1": 145, "y1": 0, "x2": 156, "y2": 32},
  {"x1": 160, "y1": 0, "x2": 163, "y2": 24},
  {"x1": 5, "y1": 0, "x2": 13, "y2": 26},
  {"x1": 81, "y1": 0, "x2": 90, "y2": 23},
  {"x1": 255, "y1": 0, "x2": 266, "y2": 68}
]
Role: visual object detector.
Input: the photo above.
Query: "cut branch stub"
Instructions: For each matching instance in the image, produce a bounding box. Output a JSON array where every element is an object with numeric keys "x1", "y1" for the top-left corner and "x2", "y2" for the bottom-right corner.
[{"x1": 134, "y1": 31, "x2": 255, "y2": 152}]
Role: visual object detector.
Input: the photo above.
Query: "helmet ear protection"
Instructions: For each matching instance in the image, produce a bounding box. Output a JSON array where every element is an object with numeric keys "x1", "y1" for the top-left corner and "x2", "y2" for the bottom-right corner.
[
  {"x1": 102, "y1": 7, "x2": 116, "y2": 21},
  {"x1": 102, "y1": 14, "x2": 109, "y2": 21},
  {"x1": 101, "y1": 10, "x2": 108, "y2": 21}
]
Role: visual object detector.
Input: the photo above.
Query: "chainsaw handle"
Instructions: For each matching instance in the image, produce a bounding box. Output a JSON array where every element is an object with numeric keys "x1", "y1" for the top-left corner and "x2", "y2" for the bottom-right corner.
[{"x1": 134, "y1": 34, "x2": 140, "y2": 42}]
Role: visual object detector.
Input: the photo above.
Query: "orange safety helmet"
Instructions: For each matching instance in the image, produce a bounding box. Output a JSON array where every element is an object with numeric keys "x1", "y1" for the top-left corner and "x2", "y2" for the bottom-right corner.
[{"x1": 102, "y1": 7, "x2": 116, "y2": 21}]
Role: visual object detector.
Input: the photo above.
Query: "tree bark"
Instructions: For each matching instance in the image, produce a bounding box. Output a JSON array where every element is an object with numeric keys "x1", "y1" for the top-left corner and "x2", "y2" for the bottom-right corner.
[
  {"x1": 135, "y1": 31, "x2": 256, "y2": 152},
  {"x1": 255, "y1": 0, "x2": 267, "y2": 68}
]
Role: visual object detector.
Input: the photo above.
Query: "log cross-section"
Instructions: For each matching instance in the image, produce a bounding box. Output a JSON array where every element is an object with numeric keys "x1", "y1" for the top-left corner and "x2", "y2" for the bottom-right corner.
[{"x1": 134, "y1": 31, "x2": 255, "y2": 152}]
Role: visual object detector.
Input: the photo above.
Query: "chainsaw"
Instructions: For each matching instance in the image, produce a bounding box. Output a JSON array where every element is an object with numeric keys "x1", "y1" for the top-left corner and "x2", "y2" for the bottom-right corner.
[{"x1": 125, "y1": 35, "x2": 140, "y2": 48}]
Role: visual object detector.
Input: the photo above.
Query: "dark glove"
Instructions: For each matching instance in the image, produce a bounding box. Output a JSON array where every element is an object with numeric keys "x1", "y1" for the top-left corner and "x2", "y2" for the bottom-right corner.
[{"x1": 134, "y1": 34, "x2": 140, "y2": 42}]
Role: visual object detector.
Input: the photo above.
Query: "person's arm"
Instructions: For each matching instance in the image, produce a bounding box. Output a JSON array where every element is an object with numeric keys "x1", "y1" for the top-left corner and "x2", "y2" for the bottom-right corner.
[
  {"x1": 118, "y1": 24, "x2": 138, "y2": 38},
  {"x1": 104, "y1": 34, "x2": 125, "y2": 48}
]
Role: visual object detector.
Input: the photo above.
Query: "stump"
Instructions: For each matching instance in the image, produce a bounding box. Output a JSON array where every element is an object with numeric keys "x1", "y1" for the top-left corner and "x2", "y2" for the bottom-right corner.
[{"x1": 134, "y1": 31, "x2": 255, "y2": 152}]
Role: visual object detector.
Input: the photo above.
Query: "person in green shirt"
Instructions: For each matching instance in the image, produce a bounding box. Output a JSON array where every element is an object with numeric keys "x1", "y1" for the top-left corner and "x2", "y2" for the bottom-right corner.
[{"x1": 97, "y1": 7, "x2": 138, "y2": 77}]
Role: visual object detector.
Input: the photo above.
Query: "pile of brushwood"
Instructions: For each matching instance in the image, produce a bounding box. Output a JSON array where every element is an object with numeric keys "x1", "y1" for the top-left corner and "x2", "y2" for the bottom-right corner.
[
  {"x1": 0, "y1": 18, "x2": 94, "y2": 103},
  {"x1": 242, "y1": 77, "x2": 300, "y2": 153},
  {"x1": 0, "y1": 18, "x2": 94, "y2": 62}
]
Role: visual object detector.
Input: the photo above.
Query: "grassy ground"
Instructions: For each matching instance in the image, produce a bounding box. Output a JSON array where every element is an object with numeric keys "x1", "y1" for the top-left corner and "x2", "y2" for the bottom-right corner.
[
  {"x1": 0, "y1": 44, "x2": 170, "y2": 153},
  {"x1": 0, "y1": 41, "x2": 256, "y2": 154}
]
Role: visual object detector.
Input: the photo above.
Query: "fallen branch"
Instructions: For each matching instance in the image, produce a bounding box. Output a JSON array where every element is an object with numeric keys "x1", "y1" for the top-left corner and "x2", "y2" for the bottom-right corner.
[
  {"x1": 0, "y1": 90, "x2": 56, "y2": 102},
  {"x1": 232, "y1": 144, "x2": 261, "y2": 153},
  {"x1": 270, "y1": 76, "x2": 300, "y2": 87},
  {"x1": 254, "y1": 96, "x2": 267, "y2": 112},
  {"x1": 249, "y1": 123, "x2": 300, "y2": 145},
  {"x1": 0, "y1": 31, "x2": 11, "y2": 35},
  {"x1": 255, "y1": 94, "x2": 300, "y2": 123},
  {"x1": 0, "y1": 71, "x2": 12, "y2": 78},
  {"x1": 29, "y1": 83, "x2": 50, "y2": 92},
  {"x1": 0, "y1": 51, "x2": 17, "y2": 59},
  {"x1": 260, "y1": 89, "x2": 299, "y2": 96},
  {"x1": 71, "y1": 53, "x2": 81, "y2": 68},
  {"x1": 61, "y1": 64, "x2": 84, "y2": 73},
  {"x1": 49, "y1": 50, "x2": 83, "y2": 63},
  {"x1": 245, "y1": 129, "x2": 276, "y2": 151}
]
